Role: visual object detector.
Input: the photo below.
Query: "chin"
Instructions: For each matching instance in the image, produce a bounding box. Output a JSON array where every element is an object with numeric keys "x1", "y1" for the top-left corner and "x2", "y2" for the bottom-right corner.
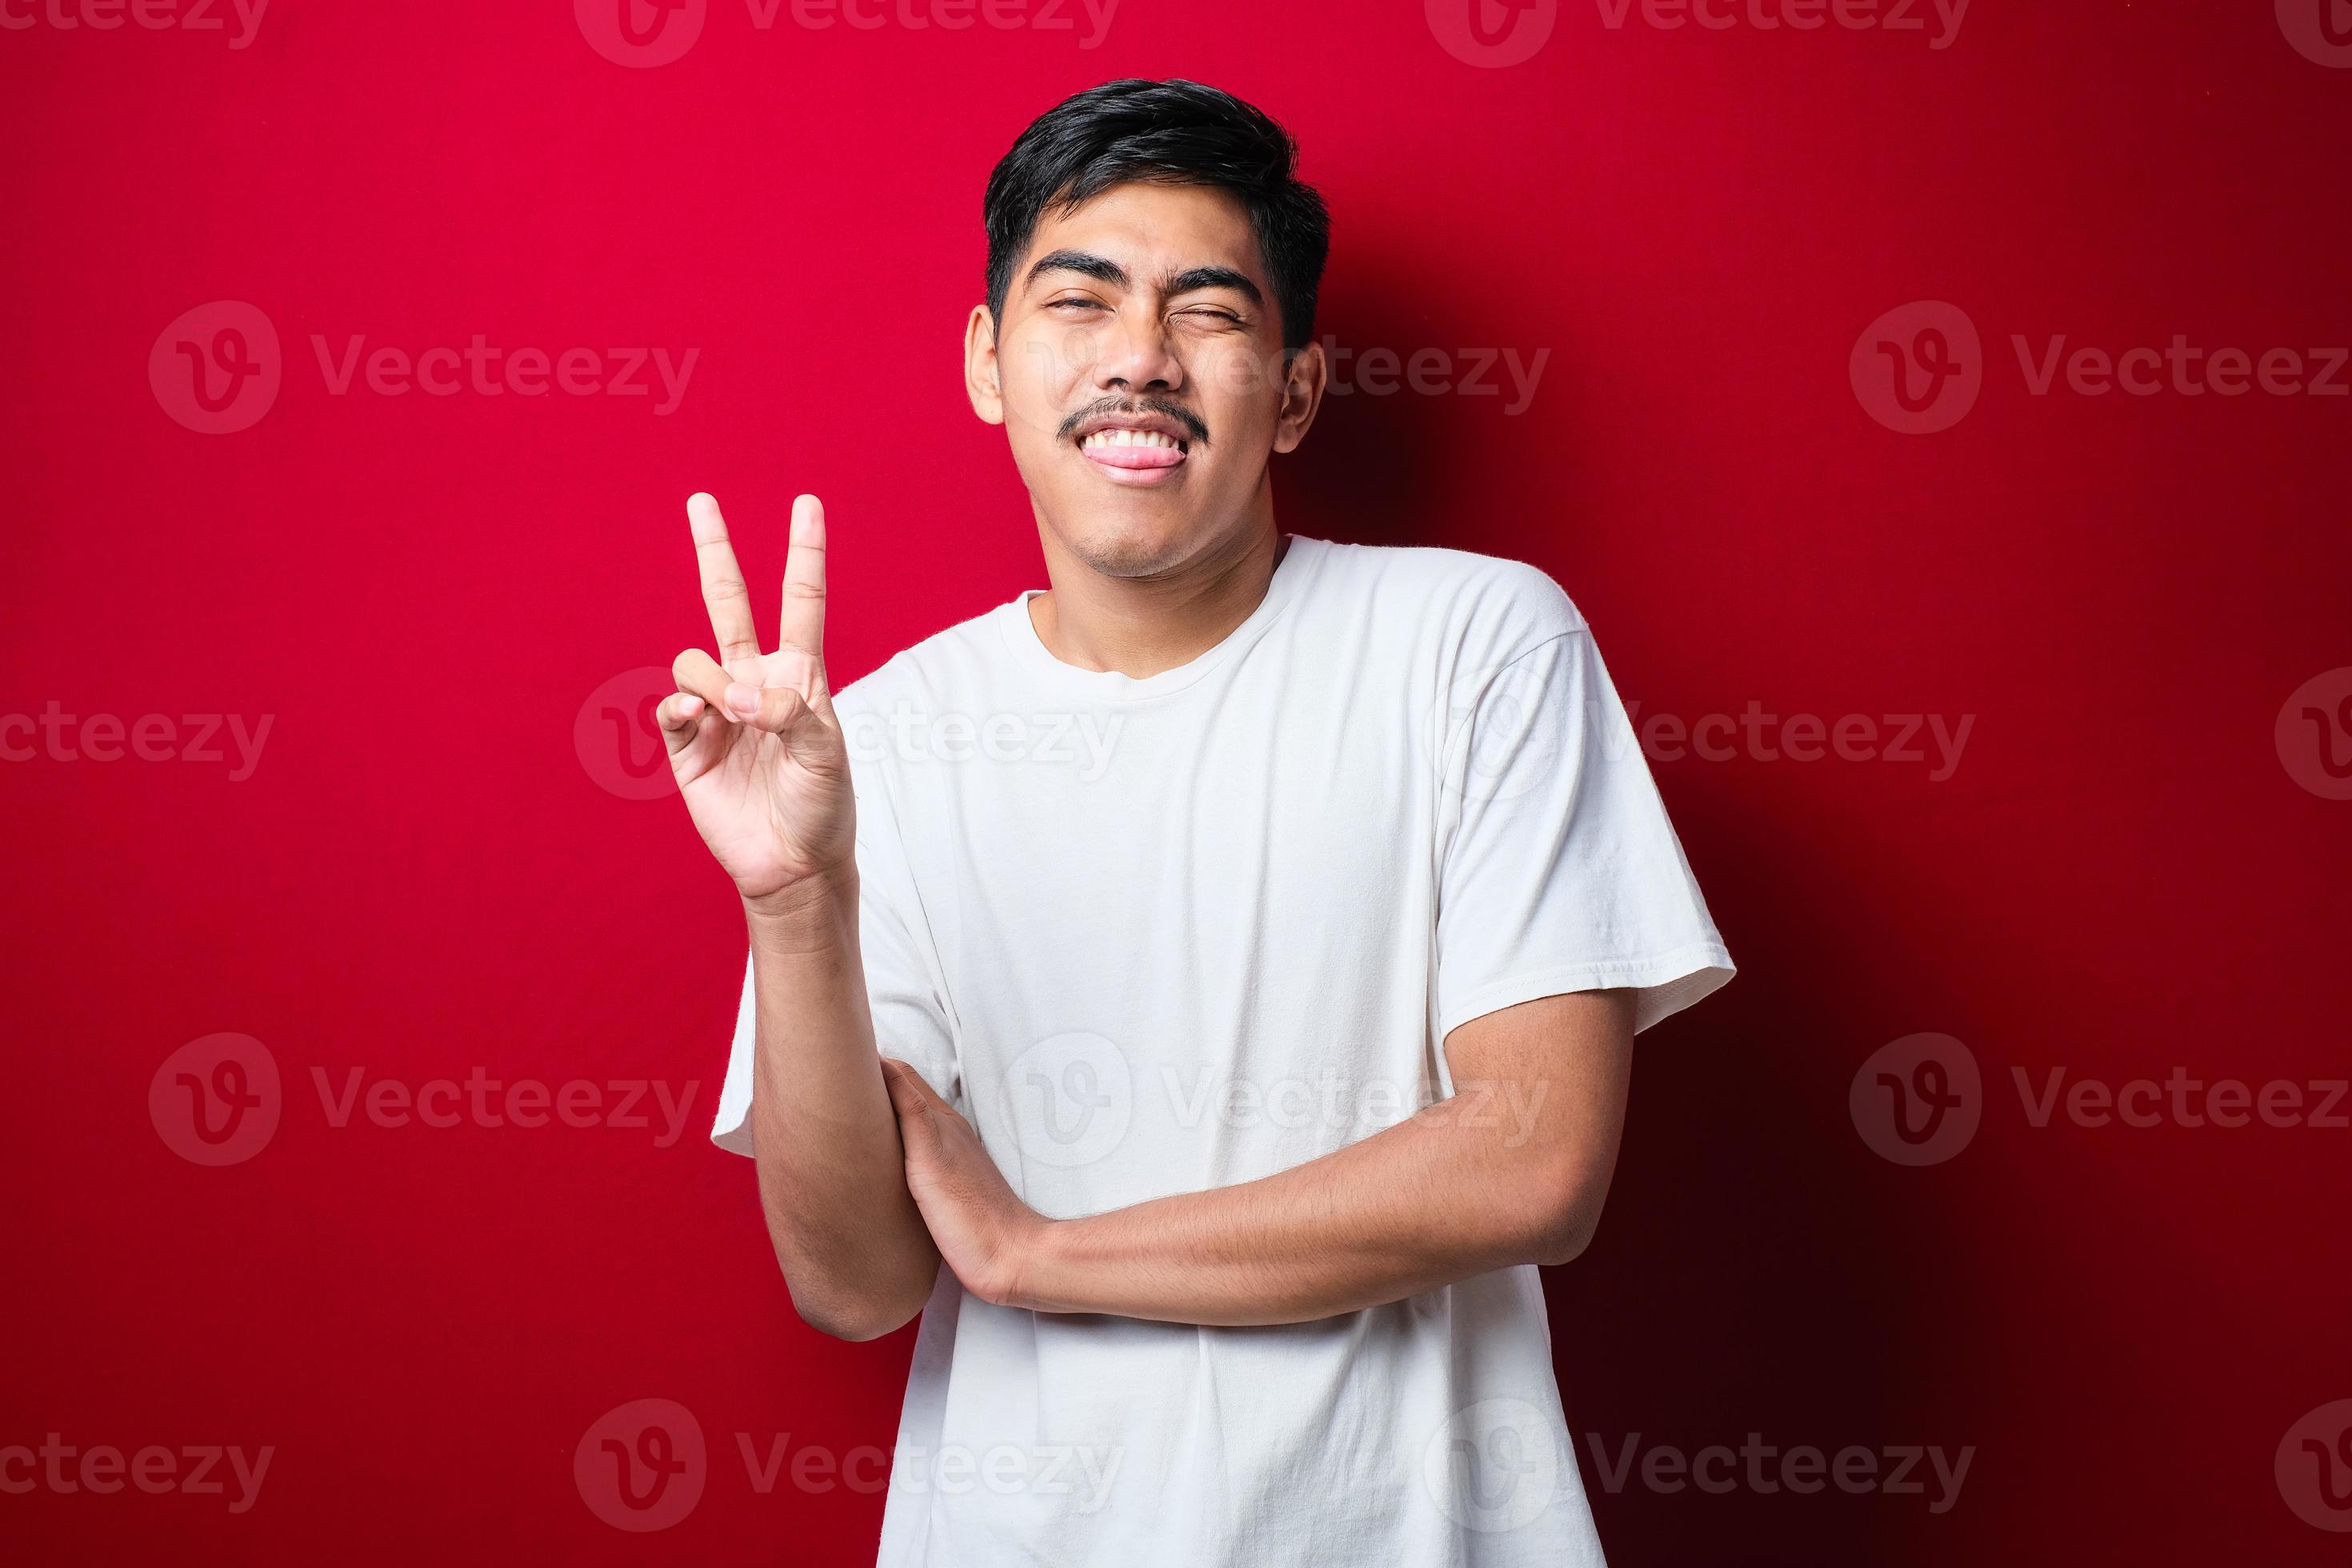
[{"x1": 1057, "y1": 509, "x2": 1206, "y2": 580}]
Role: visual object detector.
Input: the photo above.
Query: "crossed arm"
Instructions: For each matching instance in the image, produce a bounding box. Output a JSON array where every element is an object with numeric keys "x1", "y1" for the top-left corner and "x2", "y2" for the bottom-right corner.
[{"x1": 748, "y1": 876, "x2": 1637, "y2": 1339}]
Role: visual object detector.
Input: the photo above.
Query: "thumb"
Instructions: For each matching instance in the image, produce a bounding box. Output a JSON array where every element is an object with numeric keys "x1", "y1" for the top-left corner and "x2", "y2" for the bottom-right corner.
[
  {"x1": 879, "y1": 1057, "x2": 934, "y2": 1122},
  {"x1": 722, "y1": 680, "x2": 828, "y2": 747}
]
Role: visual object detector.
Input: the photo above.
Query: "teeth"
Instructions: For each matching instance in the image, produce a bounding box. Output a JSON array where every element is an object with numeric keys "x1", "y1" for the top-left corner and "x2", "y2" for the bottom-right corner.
[{"x1": 1084, "y1": 428, "x2": 1181, "y2": 450}]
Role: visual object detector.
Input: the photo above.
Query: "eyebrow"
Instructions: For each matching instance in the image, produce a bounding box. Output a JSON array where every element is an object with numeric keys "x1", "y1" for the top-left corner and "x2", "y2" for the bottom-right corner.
[{"x1": 1026, "y1": 250, "x2": 1264, "y2": 308}]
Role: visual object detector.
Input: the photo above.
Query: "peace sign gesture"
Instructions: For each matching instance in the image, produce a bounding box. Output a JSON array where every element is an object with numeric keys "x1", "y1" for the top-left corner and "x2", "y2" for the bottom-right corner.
[{"x1": 659, "y1": 492, "x2": 855, "y2": 906}]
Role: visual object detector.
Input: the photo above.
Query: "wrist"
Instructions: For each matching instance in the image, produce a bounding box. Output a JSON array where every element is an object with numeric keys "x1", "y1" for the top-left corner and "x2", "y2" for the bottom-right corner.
[
  {"x1": 1001, "y1": 1213, "x2": 1078, "y2": 1314},
  {"x1": 743, "y1": 868, "x2": 858, "y2": 941}
]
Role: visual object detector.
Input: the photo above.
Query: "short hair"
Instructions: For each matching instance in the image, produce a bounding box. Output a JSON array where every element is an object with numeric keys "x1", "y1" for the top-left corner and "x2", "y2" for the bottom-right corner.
[{"x1": 983, "y1": 78, "x2": 1331, "y2": 354}]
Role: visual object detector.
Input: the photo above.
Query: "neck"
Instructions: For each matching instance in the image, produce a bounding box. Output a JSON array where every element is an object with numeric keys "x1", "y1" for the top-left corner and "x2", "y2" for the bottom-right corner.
[{"x1": 1028, "y1": 518, "x2": 1290, "y2": 679}]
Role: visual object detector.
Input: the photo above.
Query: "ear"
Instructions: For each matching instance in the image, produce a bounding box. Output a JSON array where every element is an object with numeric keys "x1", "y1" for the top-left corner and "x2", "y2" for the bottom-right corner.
[
  {"x1": 964, "y1": 304, "x2": 1006, "y2": 426},
  {"x1": 1272, "y1": 338, "x2": 1328, "y2": 454}
]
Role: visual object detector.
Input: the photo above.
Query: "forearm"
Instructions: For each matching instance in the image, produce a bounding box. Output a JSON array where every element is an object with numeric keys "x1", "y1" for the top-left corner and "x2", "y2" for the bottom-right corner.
[
  {"x1": 746, "y1": 874, "x2": 939, "y2": 1340},
  {"x1": 1012, "y1": 1078, "x2": 1606, "y2": 1327}
]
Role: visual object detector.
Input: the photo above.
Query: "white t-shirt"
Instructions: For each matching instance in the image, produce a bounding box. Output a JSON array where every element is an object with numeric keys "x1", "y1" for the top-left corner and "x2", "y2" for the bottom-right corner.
[{"x1": 712, "y1": 535, "x2": 1733, "y2": 1566}]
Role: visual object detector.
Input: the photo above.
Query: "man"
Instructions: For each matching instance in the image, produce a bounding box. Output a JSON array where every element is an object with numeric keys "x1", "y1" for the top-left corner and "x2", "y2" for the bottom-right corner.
[{"x1": 665, "y1": 78, "x2": 1732, "y2": 1566}]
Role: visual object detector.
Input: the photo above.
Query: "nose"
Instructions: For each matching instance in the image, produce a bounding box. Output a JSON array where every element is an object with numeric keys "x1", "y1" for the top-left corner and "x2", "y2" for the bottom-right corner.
[{"x1": 1090, "y1": 303, "x2": 1186, "y2": 398}]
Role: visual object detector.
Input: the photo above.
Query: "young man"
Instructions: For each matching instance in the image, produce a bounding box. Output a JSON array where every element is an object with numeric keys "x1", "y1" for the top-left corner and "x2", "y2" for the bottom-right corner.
[{"x1": 666, "y1": 79, "x2": 1732, "y2": 1567}]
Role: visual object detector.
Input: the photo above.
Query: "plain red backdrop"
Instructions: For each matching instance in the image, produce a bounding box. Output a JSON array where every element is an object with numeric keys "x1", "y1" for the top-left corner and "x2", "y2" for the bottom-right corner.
[{"x1": 5, "y1": 1, "x2": 2348, "y2": 1562}]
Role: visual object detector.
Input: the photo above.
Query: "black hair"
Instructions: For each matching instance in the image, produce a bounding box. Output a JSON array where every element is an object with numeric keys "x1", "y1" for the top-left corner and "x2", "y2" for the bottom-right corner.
[{"x1": 983, "y1": 79, "x2": 1331, "y2": 354}]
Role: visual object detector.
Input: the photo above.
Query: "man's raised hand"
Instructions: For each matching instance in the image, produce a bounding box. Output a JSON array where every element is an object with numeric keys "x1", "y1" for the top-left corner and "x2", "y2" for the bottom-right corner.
[{"x1": 659, "y1": 492, "x2": 854, "y2": 907}]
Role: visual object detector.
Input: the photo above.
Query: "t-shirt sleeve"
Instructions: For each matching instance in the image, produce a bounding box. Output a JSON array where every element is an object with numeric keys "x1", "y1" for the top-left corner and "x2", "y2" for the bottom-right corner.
[
  {"x1": 1434, "y1": 621, "x2": 1734, "y2": 1042},
  {"x1": 709, "y1": 756, "x2": 961, "y2": 1158}
]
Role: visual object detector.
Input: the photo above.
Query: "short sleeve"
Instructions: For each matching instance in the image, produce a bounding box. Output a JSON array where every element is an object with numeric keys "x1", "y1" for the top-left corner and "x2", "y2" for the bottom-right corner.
[
  {"x1": 709, "y1": 754, "x2": 962, "y2": 1157},
  {"x1": 1434, "y1": 625, "x2": 1734, "y2": 1042}
]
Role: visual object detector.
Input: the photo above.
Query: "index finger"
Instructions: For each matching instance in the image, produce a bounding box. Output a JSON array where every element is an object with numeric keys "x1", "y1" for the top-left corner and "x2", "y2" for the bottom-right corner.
[
  {"x1": 686, "y1": 492, "x2": 762, "y2": 667},
  {"x1": 778, "y1": 494, "x2": 826, "y2": 658}
]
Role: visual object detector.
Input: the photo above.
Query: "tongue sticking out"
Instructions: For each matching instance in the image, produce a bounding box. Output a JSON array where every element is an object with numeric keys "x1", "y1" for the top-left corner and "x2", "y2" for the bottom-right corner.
[{"x1": 1084, "y1": 441, "x2": 1186, "y2": 470}]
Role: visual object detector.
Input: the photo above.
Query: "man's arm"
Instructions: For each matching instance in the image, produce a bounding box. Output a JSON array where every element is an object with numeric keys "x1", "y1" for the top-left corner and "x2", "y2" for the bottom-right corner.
[
  {"x1": 744, "y1": 876, "x2": 941, "y2": 1341},
  {"x1": 882, "y1": 989, "x2": 1634, "y2": 1327},
  {"x1": 658, "y1": 491, "x2": 938, "y2": 1342}
]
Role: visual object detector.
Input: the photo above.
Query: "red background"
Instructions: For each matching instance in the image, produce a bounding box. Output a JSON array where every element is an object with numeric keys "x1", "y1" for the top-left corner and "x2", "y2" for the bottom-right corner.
[{"x1": 5, "y1": 2, "x2": 2348, "y2": 1562}]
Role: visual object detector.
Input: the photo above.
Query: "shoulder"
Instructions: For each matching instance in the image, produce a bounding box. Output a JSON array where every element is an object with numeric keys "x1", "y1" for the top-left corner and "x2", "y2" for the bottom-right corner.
[
  {"x1": 1299, "y1": 538, "x2": 1588, "y2": 663},
  {"x1": 831, "y1": 599, "x2": 1017, "y2": 720}
]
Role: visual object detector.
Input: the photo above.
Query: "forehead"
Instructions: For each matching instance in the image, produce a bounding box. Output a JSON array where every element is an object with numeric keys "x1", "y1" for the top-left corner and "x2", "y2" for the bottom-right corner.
[{"x1": 1017, "y1": 182, "x2": 1267, "y2": 290}]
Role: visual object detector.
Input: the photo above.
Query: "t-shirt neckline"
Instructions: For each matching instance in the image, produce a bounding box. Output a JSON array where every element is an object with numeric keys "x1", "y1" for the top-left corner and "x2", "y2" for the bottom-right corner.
[{"x1": 994, "y1": 534, "x2": 1322, "y2": 701}]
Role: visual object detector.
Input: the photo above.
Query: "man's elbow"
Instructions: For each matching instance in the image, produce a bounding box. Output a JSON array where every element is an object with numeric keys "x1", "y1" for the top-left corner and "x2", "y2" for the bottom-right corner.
[
  {"x1": 790, "y1": 1286, "x2": 921, "y2": 1343},
  {"x1": 1510, "y1": 1174, "x2": 1608, "y2": 1268}
]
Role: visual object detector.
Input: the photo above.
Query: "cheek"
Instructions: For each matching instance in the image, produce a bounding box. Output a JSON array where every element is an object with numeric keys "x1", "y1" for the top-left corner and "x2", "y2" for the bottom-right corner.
[
  {"x1": 1191, "y1": 343, "x2": 1286, "y2": 446},
  {"x1": 1008, "y1": 326, "x2": 1100, "y2": 402}
]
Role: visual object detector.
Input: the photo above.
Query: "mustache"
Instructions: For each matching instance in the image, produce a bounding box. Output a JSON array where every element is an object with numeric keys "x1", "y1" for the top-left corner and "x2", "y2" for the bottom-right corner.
[{"x1": 1057, "y1": 397, "x2": 1210, "y2": 447}]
